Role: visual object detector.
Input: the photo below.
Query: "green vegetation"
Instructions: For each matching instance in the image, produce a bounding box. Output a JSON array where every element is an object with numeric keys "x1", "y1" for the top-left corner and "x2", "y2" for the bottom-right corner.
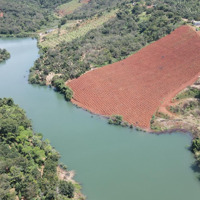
[
  {"x1": 192, "y1": 138, "x2": 200, "y2": 152},
  {"x1": 0, "y1": 98, "x2": 81, "y2": 199},
  {"x1": 156, "y1": 112, "x2": 170, "y2": 120},
  {"x1": 170, "y1": 100, "x2": 199, "y2": 115},
  {"x1": 150, "y1": 112, "x2": 170, "y2": 131},
  {"x1": 150, "y1": 115, "x2": 163, "y2": 131},
  {"x1": 176, "y1": 87, "x2": 200, "y2": 100},
  {"x1": 0, "y1": 0, "x2": 70, "y2": 36},
  {"x1": 56, "y1": 0, "x2": 88, "y2": 17},
  {"x1": 40, "y1": 10, "x2": 117, "y2": 48},
  {"x1": 191, "y1": 138, "x2": 200, "y2": 168},
  {"x1": 169, "y1": 87, "x2": 200, "y2": 115},
  {"x1": 148, "y1": 0, "x2": 200, "y2": 21},
  {"x1": 68, "y1": 0, "x2": 127, "y2": 19},
  {"x1": 108, "y1": 115, "x2": 129, "y2": 127},
  {"x1": 30, "y1": 1, "x2": 183, "y2": 86},
  {"x1": 59, "y1": 180, "x2": 74, "y2": 198},
  {"x1": 52, "y1": 77, "x2": 73, "y2": 101},
  {"x1": 0, "y1": 48, "x2": 10, "y2": 63}
]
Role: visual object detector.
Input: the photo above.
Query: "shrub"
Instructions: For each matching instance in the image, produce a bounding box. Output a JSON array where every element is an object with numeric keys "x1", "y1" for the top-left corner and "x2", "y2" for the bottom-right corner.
[
  {"x1": 108, "y1": 115, "x2": 123, "y2": 125},
  {"x1": 59, "y1": 181, "x2": 74, "y2": 198}
]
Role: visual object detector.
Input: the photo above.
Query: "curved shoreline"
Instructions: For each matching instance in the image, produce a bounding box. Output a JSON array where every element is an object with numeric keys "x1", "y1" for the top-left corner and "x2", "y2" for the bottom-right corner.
[{"x1": 71, "y1": 100, "x2": 194, "y2": 139}]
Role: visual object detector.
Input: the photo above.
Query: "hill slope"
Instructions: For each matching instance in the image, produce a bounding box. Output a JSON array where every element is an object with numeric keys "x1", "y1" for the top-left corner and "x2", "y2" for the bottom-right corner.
[
  {"x1": 67, "y1": 25, "x2": 200, "y2": 129},
  {"x1": 0, "y1": 0, "x2": 69, "y2": 35}
]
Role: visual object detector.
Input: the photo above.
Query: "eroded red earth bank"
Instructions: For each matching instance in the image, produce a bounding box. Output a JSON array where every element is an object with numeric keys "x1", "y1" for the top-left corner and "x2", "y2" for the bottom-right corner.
[{"x1": 67, "y1": 25, "x2": 200, "y2": 129}]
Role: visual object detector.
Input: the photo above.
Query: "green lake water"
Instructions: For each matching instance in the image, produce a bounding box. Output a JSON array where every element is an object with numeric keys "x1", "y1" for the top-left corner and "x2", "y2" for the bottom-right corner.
[{"x1": 0, "y1": 38, "x2": 200, "y2": 200}]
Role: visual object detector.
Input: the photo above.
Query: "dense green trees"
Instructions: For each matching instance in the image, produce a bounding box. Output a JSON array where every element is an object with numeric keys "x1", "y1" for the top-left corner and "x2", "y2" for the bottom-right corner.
[
  {"x1": 108, "y1": 115, "x2": 129, "y2": 127},
  {"x1": 0, "y1": 48, "x2": 10, "y2": 63},
  {"x1": 148, "y1": 0, "x2": 200, "y2": 21},
  {"x1": 59, "y1": 180, "x2": 75, "y2": 198},
  {"x1": 192, "y1": 138, "x2": 200, "y2": 152},
  {"x1": 108, "y1": 115, "x2": 123, "y2": 126},
  {"x1": 0, "y1": 0, "x2": 70, "y2": 35},
  {"x1": 191, "y1": 138, "x2": 200, "y2": 169},
  {"x1": 0, "y1": 98, "x2": 76, "y2": 199},
  {"x1": 52, "y1": 77, "x2": 73, "y2": 101}
]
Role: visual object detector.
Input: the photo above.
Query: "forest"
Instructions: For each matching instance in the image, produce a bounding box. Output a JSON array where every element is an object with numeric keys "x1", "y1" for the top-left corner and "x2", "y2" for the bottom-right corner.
[
  {"x1": 0, "y1": 0, "x2": 70, "y2": 35},
  {"x1": 0, "y1": 48, "x2": 10, "y2": 63},
  {"x1": 0, "y1": 98, "x2": 78, "y2": 199},
  {"x1": 147, "y1": 0, "x2": 200, "y2": 21},
  {"x1": 29, "y1": 1, "x2": 183, "y2": 85}
]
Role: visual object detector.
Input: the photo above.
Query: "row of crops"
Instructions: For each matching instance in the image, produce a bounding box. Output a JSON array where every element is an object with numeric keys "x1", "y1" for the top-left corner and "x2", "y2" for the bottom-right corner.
[{"x1": 40, "y1": 10, "x2": 117, "y2": 48}]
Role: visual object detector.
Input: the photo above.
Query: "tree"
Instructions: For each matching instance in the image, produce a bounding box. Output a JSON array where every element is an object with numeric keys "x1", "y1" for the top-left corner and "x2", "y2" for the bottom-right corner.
[{"x1": 59, "y1": 181, "x2": 74, "y2": 198}]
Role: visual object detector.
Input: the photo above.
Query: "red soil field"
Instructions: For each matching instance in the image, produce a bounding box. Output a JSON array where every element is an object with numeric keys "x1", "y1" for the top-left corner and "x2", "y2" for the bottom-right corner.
[{"x1": 67, "y1": 25, "x2": 200, "y2": 129}]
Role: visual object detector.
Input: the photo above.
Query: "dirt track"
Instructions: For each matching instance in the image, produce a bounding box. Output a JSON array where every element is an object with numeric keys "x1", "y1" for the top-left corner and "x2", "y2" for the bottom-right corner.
[{"x1": 67, "y1": 25, "x2": 200, "y2": 129}]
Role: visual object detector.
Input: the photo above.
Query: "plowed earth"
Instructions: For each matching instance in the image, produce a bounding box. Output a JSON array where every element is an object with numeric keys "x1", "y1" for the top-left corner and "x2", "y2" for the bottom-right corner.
[{"x1": 67, "y1": 25, "x2": 200, "y2": 129}]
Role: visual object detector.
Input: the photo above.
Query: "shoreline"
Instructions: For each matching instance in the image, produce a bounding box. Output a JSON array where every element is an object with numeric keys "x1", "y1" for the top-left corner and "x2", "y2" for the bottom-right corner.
[
  {"x1": 57, "y1": 166, "x2": 86, "y2": 200},
  {"x1": 71, "y1": 99, "x2": 195, "y2": 139}
]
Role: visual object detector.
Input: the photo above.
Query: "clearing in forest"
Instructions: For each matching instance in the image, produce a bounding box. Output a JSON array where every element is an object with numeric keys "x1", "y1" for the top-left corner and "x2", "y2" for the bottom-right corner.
[
  {"x1": 55, "y1": 0, "x2": 90, "y2": 17},
  {"x1": 67, "y1": 25, "x2": 200, "y2": 129}
]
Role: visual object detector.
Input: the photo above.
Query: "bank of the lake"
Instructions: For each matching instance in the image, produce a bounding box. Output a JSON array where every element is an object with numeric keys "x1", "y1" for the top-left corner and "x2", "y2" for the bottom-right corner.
[{"x1": 0, "y1": 38, "x2": 200, "y2": 200}]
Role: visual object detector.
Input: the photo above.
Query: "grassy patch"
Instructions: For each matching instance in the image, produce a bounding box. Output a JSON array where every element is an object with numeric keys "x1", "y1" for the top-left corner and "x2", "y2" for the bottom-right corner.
[
  {"x1": 138, "y1": 11, "x2": 151, "y2": 22},
  {"x1": 170, "y1": 100, "x2": 199, "y2": 115},
  {"x1": 55, "y1": 0, "x2": 88, "y2": 17},
  {"x1": 150, "y1": 115, "x2": 163, "y2": 131},
  {"x1": 40, "y1": 10, "x2": 117, "y2": 48},
  {"x1": 156, "y1": 112, "x2": 170, "y2": 119},
  {"x1": 176, "y1": 87, "x2": 200, "y2": 100}
]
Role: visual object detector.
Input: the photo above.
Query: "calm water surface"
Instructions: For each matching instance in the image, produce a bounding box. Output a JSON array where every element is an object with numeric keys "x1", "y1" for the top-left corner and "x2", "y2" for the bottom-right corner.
[{"x1": 0, "y1": 38, "x2": 200, "y2": 200}]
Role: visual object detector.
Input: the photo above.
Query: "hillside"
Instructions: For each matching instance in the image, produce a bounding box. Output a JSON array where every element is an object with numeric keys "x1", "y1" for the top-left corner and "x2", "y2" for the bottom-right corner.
[
  {"x1": 55, "y1": 0, "x2": 90, "y2": 17},
  {"x1": 0, "y1": 0, "x2": 70, "y2": 35},
  {"x1": 67, "y1": 25, "x2": 200, "y2": 129},
  {"x1": 30, "y1": 2, "x2": 183, "y2": 85},
  {"x1": 0, "y1": 98, "x2": 84, "y2": 199}
]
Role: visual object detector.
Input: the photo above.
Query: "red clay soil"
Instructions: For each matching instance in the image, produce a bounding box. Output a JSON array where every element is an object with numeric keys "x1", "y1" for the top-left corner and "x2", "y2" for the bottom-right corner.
[{"x1": 67, "y1": 25, "x2": 200, "y2": 129}]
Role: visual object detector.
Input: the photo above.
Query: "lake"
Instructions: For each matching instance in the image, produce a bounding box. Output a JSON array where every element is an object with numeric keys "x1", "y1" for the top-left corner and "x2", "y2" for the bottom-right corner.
[{"x1": 0, "y1": 38, "x2": 200, "y2": 200}]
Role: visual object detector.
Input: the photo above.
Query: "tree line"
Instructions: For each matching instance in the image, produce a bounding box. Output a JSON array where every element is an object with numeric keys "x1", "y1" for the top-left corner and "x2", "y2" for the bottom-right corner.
[
  {"x1": 0, "y1": 0, "x2": 70, "y2": 36},
  {"x1": 0, "y1": 98, "x2": 77, "y2": 199}
]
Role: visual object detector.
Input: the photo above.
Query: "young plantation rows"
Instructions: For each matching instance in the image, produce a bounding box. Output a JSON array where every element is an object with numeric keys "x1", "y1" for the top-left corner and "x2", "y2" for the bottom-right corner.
[{"x1": 40, "y1": 10, "x2": 117, "y2": 48}]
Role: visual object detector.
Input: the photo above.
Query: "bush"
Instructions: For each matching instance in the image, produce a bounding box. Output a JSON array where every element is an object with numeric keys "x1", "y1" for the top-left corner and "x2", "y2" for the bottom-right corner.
[
  {"x1": 52, "y1": 78, "x2": 73, "y2": 101},
  {"x1": 59, "y1": 181, "x2": 74, "y2": 198},
  {"x1": 192, "y1": 138, "x2": 200, "y2": 153},
  {"x1": 0, "y1": 48, "x2": 10, "y2": 63},
  {"x1": 108, "y1": 115, "x2": 123, "y2": 125}
]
